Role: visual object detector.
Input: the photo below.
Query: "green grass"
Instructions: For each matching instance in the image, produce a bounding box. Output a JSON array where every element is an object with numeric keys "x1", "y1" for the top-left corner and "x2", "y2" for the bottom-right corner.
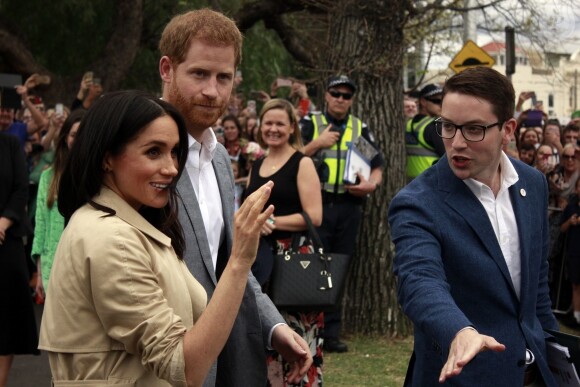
[
  {"x1": 324, "y1": 322, "x2": 580, "y2": 386},
  {"x1": 324, "y1": 335, "x2": 413, "y2": 386}
]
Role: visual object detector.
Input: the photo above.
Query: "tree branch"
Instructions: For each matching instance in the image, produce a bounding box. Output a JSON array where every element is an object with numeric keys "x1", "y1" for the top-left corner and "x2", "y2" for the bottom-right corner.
[
  {"x1": 0, "y1": 26, "x2": 48, "y2": 76},
  {"x1": 234, "y1": 0, "x2": 321, "y2": 68}
]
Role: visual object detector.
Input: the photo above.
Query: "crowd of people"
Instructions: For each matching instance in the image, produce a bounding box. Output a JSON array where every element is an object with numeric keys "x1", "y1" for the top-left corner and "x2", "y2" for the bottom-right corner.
[
  {"x1": 0, "y1": 8, "x2": 387, "y2": 387},
  {"x1": 2, "y1": 7, "x2": 580, "y2": 387}
]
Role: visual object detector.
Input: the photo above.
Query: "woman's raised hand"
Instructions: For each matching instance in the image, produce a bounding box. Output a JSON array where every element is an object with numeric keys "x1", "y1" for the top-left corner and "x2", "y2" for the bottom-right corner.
[{"x1": 231, "y1": 181, "x2": 274, "y2": 267}]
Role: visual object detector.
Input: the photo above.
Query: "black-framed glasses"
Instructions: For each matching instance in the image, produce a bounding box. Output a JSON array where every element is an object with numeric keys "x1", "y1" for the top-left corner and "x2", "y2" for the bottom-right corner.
[
  {"x1": 328, "y1": 90, "x2": 353, "y2": 100},
  {"x1": 562, "y1": 155, "x2": 576, "y2": 161},
  {"x1": 434, "y1": 118, "x2": 501, "y2": 142}
]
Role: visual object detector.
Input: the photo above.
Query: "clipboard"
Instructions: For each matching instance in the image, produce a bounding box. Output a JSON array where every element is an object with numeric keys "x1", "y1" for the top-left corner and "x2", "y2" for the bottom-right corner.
[
  {"x1": 343, "y1": 142, "x2": 370, "y2": 185},
  {"x1": 545, "y1": 329, "x2": 580, "y2": 386}
]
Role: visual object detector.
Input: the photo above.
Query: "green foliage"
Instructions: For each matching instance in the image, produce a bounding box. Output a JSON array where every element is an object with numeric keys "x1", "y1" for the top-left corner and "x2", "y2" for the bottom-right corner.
[
  {"x1": 121, "y1": 49, "x2": 163, "y2": 94},
  {"x1": 1, "y1": 0, "x2": 116, "y2": 75},
  {"x1": 0, "y1": 0, "x2": 306, "y2": 99},
  {"x1": 237, "y1": 20, "x2": 300, "y2": 96}
]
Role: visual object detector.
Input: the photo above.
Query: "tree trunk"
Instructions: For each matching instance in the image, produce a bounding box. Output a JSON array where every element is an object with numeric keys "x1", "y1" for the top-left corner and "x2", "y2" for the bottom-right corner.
[{"x1": 323, "y1": 0, "x2": 412, "y2": 336}]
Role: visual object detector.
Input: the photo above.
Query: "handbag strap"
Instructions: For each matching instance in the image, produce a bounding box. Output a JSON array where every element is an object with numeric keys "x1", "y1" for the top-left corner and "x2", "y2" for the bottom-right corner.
[{"x1": 300, "y1": 211, "x2": 325, "y2": 253}]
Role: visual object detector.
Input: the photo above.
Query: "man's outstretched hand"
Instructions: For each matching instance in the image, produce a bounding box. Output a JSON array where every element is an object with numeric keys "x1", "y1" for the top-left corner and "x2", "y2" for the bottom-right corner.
[{"x1": 439, "y1": 328, "x2": 505, "y2": 383}]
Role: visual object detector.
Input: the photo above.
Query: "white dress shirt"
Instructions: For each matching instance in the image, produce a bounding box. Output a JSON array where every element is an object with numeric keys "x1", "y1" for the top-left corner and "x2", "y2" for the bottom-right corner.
[
  {"x1": 463, "y1": 152, "x2": 522, "y2": 299},
  {"x1": 186, "y1": 128, "x2": 284, "y2": 346},
  {"x1": 185, "y1": 129, "x2": 224, "y2": 270}
]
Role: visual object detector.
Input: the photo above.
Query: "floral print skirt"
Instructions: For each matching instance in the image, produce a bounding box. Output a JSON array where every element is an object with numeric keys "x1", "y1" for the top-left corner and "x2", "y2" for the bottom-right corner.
[{"x1": 266, "y1": 237, "x2": 324, "y2": 387}]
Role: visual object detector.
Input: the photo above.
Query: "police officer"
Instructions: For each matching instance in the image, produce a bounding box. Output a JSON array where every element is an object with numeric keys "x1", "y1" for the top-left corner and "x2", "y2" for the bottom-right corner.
[
  {"x1": 405, "y1": 83, "x2": 445, "y2": 180},
  {"x1": 301, "y1": 75, "x2": 384, "y2": 353}
]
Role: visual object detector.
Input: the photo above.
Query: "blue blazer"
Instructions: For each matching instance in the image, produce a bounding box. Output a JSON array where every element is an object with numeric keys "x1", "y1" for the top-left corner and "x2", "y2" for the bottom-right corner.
[{"x1": 388, "y1": 156, "x2": 558, "y2": 386}]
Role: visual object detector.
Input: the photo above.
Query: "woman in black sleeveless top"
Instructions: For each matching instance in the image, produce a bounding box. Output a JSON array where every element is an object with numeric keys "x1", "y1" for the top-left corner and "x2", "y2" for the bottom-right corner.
[{"x1": 245, "y1": 99, "x2": 323, "y2": 387}]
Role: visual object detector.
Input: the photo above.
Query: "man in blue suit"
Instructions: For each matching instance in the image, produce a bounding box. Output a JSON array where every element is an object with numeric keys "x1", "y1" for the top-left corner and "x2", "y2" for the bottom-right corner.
[{"x1": 389, "y1": 67, "x2": 558, "y2": 386}]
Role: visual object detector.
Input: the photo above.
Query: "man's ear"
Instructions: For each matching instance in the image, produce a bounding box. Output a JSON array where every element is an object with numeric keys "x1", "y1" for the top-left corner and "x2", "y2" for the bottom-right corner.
[
  {"x1": 502, "y1": 118, "x2": 518, "y2": 145},
  {"x1": 159, "y1": 56, "x2": 173, "y2": 83}
]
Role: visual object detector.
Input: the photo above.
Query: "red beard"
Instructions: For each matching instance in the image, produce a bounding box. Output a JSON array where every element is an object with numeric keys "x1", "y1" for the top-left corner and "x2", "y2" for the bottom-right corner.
[{"x1": 167, "y1": 82, "x2": 227, "y2": 132}]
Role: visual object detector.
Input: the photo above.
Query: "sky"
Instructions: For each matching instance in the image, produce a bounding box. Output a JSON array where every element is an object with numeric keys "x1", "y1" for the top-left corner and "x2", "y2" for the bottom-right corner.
[{"x1": 429, "y1": 0, "x2": 580, "y2": 70}]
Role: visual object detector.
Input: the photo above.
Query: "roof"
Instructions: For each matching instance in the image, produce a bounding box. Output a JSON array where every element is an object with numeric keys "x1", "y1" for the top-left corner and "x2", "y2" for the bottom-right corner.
[{"x1": 481, "y1": 41, "x2": 523, "y2": 54}]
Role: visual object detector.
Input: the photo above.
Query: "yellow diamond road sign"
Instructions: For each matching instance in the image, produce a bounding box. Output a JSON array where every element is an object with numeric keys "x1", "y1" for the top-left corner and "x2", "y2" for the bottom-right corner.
[{"x1": 449, "y1": 40, "x2": 496, "y2": 74}]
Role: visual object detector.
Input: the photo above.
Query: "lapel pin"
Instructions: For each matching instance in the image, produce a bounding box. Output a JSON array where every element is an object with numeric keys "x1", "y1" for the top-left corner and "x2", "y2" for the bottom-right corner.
[{"x1": 520, "y1": 188, "x2": 526, "y2": 197}]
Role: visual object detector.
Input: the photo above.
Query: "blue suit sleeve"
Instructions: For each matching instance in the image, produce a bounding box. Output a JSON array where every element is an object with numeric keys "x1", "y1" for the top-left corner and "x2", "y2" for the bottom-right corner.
[{"x1": 389, "y1": 189, "x2": 472, "y2": 353}]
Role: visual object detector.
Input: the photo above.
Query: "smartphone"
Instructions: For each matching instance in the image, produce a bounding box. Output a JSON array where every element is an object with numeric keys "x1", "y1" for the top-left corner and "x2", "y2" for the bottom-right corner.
[
  {"x1": 247, "y1": 100, "x2": 256, "y2": 113},
  {"x1": 530, "y1": 92, "x2": 537, "y2": 106},
  {"x1": 55, "y1": 103, "x2": 64, "y2": 116},
  {"x1": 83, "y1": 71, "x2": 93, "y2": 83},
  {"x1": 276, "y1": 78, "x2": 293, "y2": 87}
]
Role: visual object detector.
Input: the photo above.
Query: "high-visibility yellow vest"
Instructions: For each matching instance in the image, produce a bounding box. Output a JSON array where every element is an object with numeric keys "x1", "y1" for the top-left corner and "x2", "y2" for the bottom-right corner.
[
  {"x1": 405, "y1": 116, "x2": 439, "y2": 178},
  {"x1": 312, "y1": 113, "x2": 362, "y2": 193}
]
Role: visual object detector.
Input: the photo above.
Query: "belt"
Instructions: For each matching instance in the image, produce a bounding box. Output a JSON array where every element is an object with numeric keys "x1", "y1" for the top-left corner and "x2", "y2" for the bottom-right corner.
[{"x1": 523, "y1": 361, "x2": 538, "y2": 386}]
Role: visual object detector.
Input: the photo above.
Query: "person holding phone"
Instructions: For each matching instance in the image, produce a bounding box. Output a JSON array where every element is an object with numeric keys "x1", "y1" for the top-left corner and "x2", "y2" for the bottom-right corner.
[
  {"x1": 71, "y1": 71, "x2": 103, "y2": 112},
  {"x1": 0, "y1": 80, "x2": 48, "y2": 150}
]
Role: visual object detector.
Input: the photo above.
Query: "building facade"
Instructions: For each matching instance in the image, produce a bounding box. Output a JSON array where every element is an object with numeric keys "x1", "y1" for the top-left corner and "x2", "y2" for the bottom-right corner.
[{"x1": 427, "y1": 41, "x2": 580, "y2": 124}]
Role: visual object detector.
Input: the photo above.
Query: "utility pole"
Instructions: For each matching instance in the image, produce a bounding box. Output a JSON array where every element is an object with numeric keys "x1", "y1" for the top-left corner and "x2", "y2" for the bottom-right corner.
[
  {"x1": 505, "y1": 26, "x2": 516, "y2": 82},
  {"x1": 463, "y1": 0, "x2": 477, "y2": 43},
  {"x1": 575, "y1": 69, "x2": 578, "y2": 111}
]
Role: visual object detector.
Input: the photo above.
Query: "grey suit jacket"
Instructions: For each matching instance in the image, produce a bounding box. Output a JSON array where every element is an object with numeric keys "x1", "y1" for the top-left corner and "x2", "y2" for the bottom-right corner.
[{"x1": 177, "y1": 143, "x2": 284, "y2": 387}]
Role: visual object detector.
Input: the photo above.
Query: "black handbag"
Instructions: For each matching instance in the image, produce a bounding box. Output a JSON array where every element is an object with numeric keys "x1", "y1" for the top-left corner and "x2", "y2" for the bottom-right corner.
[{"x1": 269, "y1": 212, "x2": 351, "y2": 312}]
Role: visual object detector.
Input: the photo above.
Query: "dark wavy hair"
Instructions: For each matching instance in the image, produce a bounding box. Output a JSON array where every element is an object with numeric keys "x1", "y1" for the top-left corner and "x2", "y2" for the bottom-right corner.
[{"x1": 58, "y1": 90, "x2": 189, "y2": 258}]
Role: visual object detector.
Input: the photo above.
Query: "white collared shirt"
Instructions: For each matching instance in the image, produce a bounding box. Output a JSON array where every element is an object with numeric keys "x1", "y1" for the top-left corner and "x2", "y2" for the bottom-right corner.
[
  {"x1": 185, "y1": 128, "x2": 284, "y2": 347},
  {"x1": 463, "y1": 152, "x2": 522, "y2": 299},
  {"x1": 185, "y1": 128, "x2": 224, "y2": 270}
]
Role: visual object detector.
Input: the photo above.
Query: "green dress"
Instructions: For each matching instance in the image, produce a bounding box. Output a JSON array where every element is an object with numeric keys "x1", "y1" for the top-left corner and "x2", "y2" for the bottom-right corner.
[{"x1": 31, "y1": 167, "x2": 64, "y2": 292}]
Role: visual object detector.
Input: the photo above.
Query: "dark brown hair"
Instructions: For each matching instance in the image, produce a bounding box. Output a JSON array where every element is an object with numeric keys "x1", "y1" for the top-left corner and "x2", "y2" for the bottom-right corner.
[
  {"x1": 443, "y1": 67, "x2": 515, "y2": 125},
  {"x1": 58, "y1": 91, "x2": 189, "y2": 258},
  {"x1": 47, "y1": 109, "x2": 86, "y2": 208}
]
